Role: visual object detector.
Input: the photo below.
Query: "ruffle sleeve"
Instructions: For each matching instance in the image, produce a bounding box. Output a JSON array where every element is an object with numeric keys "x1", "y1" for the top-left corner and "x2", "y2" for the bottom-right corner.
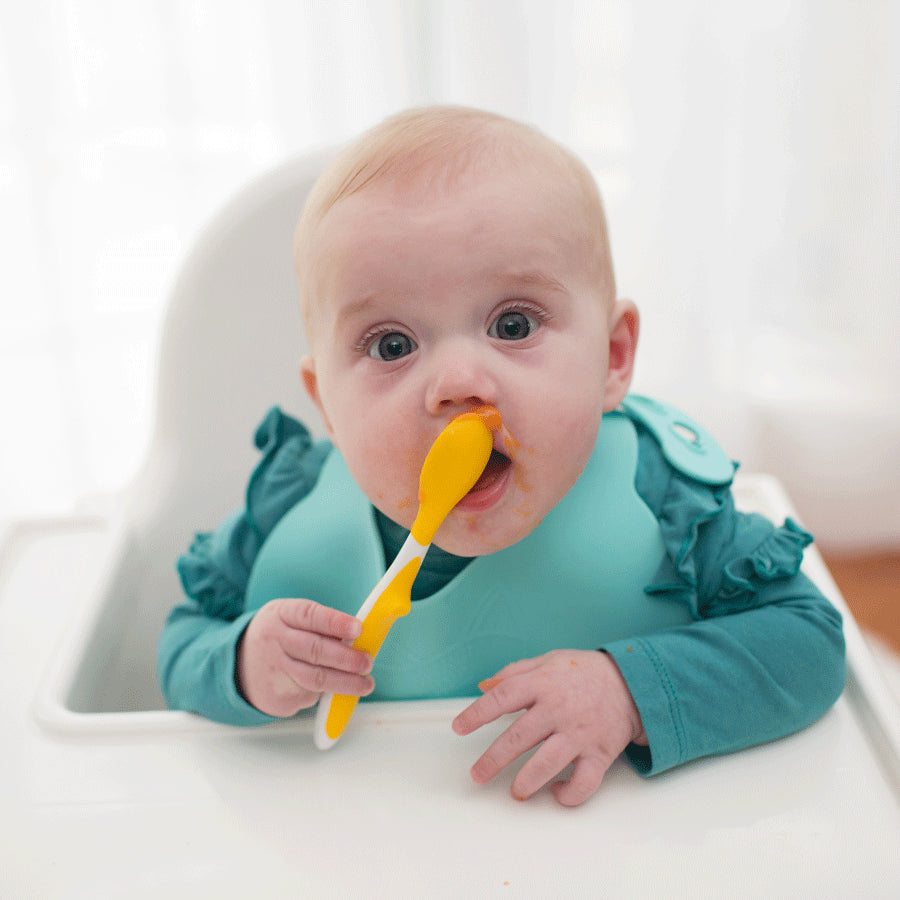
[
  {"x1": 613, "y1": 429, "x2": 844, "y2": 775},
  {"x1": 176, "y1": 407, "x2": 331, "y2": 620},
  {"x1": 636, "y1": 430, "x2": 815, "y2": 619},
  {"x1": 176, "y1": 515, "x2": 253, "y2": 619},
  {"x1": 713, "y1": 517, "x2": 813, "y2": 611},
  {"x1": 246, "y1": 406, "x2": 331, "y2": 539}
]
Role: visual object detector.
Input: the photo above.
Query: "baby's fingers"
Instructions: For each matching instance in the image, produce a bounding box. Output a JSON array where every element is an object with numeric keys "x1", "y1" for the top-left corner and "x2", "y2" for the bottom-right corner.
[
  {"x1": 278, "y1": 597, "x2": 362, "y2": 642},
  {"x1": 549, "y1": 754, "x2": 611, "y2": 807},
  {"x1": 452, "y1": 672, "x2": 531, "y2": 736},
  {"x1": 288, "y1": 658, "x2": 374, "y2": 698},
  {"x1": 283, "y1": 627, "x2": 373, "y2": 677},
  {"x1": 467, "y1": 712, "x2": 550, "y2": 787},
  {"x1": 476, "y1": 655, "x2": 547, "y2": 692},
  {"x1": 510, "y1": 741, "x2": 611, "y2": 805},
  {"x1": 509, "y1": 733, "x2": 578, "y2": 801}
]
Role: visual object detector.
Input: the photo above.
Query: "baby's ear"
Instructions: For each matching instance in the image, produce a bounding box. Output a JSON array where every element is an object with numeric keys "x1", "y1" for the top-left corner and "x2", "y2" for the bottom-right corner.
[
  {"x1": 299, "y1": 356, "x2": 335, "y2": 439},
  {"x1": 602, "y1": 300, "x2": 640, "y2": 412}
]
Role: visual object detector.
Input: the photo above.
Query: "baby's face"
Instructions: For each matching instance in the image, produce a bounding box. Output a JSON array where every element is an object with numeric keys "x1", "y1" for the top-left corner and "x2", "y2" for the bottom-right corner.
[{"x1": 301, "y1": 159, "x2": 629, "y2": 556}]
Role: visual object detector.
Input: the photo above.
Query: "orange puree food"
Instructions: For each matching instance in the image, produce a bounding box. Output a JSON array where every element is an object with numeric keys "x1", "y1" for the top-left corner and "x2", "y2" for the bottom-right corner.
[{"x1": 467, "y1": 405, "x2": 502, "y2": 432}]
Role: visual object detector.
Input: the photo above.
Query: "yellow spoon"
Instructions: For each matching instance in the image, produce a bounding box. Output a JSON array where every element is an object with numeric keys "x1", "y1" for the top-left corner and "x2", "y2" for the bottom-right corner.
[{"x1": 314, "y1": 408, "x2": 500, "y2": 749}]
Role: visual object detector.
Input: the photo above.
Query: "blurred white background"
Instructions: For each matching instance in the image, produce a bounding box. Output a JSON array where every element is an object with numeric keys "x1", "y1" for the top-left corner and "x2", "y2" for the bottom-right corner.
[{"x1": 1, "y1": 0, "x2": 898, "y2": 548}]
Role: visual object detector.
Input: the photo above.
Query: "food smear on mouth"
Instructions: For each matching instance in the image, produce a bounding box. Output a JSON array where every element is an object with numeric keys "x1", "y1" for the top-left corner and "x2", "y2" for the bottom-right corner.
[
  {"x1": 503, "y1": 431, "x2": 520, "y2": 457},
  {"x1": 468, "y1": 405, "x2": 502, "y2": 433}
]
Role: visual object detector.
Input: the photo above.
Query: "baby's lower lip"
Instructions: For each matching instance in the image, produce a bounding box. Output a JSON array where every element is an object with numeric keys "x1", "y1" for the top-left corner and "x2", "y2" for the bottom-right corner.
[{"x1": 454, "y1": 450, "x2": 511, "y2": 511}]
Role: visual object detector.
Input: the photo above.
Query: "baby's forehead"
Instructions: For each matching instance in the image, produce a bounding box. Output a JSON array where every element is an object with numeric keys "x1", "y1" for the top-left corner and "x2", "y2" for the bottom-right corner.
[
  {"x1": 314, "y1": 147, "x2": 602, "y2": 283},
  {"x1": 341, "y1": 114, "x2": 593, "y2": 204},
  {"x1": 353, "y1": 152, "x2": 566, "y2": 214},
  {"x1": 297, "y1": 114, "x2": 614, "y2": 330}
]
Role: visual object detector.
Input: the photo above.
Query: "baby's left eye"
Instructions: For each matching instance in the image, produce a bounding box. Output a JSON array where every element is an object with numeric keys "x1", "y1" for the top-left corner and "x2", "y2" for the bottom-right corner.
[{"x1": 488, "y1": 310, "x2": 539, "y2": 341}]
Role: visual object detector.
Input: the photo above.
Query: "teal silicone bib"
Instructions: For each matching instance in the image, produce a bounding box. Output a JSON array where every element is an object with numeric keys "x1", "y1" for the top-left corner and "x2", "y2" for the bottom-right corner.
[{"x1": 246, "y1": 410, "x2": 694, "y2": 699}]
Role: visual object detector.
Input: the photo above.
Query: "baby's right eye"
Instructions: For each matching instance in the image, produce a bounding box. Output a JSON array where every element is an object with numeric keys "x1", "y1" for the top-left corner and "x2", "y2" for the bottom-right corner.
[{"x1": 367, "y1": 331, "x2": 418, "y2": 361}]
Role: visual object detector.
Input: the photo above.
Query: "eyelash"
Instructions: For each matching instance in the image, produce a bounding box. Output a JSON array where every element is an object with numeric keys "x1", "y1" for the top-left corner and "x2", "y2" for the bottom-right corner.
[
  {"x1": 354, "y1": 325, "x2": 409, "y2": 357},
  {"x1": 493, "y1": 301, "x2": 550, "y2": 331},
  {"x1": 354, "y1": 301, "x2": 551, "y2": 357}
]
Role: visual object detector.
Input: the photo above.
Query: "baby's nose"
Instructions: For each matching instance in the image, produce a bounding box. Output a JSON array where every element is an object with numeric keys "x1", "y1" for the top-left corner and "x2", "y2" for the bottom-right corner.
[{"x1": 424, "y1": 345, "x2": 498, "y2": 415}]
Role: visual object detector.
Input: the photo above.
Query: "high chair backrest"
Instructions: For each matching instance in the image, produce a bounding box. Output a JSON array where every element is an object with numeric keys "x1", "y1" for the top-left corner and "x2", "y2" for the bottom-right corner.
[
  {"x1": 51, "y1": 152, "x2": 339, "y2": 715},
  {"x1": 130, "y1": 150, "x2": 332, "y2": 552}
]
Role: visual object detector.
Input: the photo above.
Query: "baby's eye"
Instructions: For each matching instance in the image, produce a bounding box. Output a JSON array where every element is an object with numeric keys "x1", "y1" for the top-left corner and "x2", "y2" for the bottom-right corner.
[
  {"x1": 368, "y1": 331, "x2": 417, "y2": 361},
  {"x1": 488, "y1": 309, "x2": 539, "y2": 341}
]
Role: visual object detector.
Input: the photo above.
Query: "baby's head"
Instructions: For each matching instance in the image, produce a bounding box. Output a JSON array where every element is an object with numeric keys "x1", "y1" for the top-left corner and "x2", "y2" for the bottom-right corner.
[{"x1": 295, "y1": 106, "x2": 638, "y2": 555}]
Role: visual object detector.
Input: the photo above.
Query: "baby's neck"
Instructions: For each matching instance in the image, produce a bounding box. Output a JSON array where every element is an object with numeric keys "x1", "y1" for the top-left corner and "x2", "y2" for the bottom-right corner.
[{"x1": 374, "y1": 507, "x2": 472, "y2": 600}]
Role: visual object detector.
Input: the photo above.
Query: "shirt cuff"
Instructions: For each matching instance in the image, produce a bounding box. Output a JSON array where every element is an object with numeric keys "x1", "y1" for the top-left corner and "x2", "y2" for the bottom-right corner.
[{"x1": 603, "y1": 638, "x2": 686, "y2": 775}]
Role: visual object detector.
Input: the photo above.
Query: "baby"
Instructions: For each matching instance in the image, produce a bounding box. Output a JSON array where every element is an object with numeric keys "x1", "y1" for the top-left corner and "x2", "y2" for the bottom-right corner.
[{"x1": 159, "y1": 106, "x2": 845, "y2": 806}]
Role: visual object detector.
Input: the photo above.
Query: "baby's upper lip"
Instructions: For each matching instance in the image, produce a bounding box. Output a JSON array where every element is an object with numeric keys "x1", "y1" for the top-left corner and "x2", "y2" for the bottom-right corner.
[
  {"x1": 493, "y1": 420, "x2": 518, "y2": 459},
  {"x1": 492, "y1": 430, "x2": 512, "y2": 459}
]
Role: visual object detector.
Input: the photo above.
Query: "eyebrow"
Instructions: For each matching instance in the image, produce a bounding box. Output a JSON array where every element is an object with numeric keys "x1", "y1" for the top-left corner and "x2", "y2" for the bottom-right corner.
[
  {"x1": 499, "y1": 271, "x2": 568, "y2": 293},
  {"x1": 335, "y1": 295, "x2": 376, "y2": 324}
]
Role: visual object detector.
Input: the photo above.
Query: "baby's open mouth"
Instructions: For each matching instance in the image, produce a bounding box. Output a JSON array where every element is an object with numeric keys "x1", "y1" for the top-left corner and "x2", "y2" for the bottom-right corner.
[{"x1": 468, "y1": 448, "x2": 512, "y2": 495}]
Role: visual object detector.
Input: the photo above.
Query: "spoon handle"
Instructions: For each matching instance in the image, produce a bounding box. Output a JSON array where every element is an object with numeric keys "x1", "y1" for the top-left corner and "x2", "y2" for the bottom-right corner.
[{"x1": 314, "y1": 535, "x2": 426, "y2": 749}]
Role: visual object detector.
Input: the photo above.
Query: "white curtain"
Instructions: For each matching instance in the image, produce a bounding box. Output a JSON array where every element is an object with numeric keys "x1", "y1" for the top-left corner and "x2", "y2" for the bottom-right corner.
[{"x1": 2, "y1": 0, "x2": 898, "y2": 548}]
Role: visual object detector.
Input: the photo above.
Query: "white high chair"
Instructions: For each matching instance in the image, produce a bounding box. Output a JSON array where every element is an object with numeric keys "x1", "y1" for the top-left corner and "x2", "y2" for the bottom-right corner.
[
  {"x1": 6, "y1": 152, "x2": 899, "y2": 897},
  {"x1": 137, "y1": 149, "x2": 332, "y2": 533}
]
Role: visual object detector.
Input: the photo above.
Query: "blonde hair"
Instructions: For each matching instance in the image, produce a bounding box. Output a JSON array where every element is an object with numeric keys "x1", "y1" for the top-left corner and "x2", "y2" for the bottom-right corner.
[{"x1": 294, "y1": 106, "x2": 615, "y2": 328}]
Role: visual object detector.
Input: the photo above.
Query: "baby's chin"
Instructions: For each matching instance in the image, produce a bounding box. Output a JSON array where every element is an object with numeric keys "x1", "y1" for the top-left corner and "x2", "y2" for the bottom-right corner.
[{"x1": 430, "y1": 514, "x2": 542, "y2": 559}]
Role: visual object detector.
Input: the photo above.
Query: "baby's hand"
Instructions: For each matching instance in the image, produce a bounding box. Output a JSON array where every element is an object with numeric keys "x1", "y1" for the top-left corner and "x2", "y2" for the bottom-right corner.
[
  {"x1": 236, "y1": 598, "x2": 374, "y2": 717},
  {"x1": 452, "y1": 650, "x2": 647, "y2": 807}
]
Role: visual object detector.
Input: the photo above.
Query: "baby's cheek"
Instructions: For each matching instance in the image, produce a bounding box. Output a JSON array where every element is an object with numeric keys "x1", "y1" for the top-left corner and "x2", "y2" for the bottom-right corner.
[
  {"x1": 534, "y1": 433, "x2": 595, "y2": 508},
  {"x1": 363, "y1": 456, "x2": 421, "y2": 524}
]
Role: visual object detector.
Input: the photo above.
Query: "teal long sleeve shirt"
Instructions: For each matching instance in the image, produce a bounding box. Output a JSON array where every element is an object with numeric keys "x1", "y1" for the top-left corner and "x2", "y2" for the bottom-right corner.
[{"x1": 158, "y1": 408, "x2": 846, "y2": 775}]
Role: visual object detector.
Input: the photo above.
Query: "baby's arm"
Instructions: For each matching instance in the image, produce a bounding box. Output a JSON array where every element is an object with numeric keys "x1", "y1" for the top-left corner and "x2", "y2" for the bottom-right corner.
[
  {"x1": 236, "y1": 598, "x2": 373, "y2": 717},
  {"x1": 605, "y1": 580, "x2": 845, "y2": 775},
  {"x1": 159, "y1": 593, "x2": 374, "y2": 724},
  {"x1": 159, "y1": 408, "x2": 344, "y2": 723},
  {"x1": 452, "y1": 649, "x2": 646, "y2": 806}
]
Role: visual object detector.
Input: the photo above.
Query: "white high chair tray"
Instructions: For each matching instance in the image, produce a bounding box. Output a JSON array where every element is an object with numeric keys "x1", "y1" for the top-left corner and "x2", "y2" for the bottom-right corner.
[{"x1": 3, "y1": 474, "x2": 899, "y2": 898}]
